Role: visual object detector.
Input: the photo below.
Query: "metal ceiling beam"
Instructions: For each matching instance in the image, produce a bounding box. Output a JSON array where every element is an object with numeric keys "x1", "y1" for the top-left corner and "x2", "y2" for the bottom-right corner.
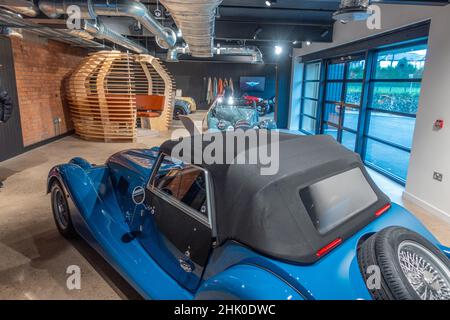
[
  {"x1": 215, "y1": 21, "x2": 333, "y2": 43},
  {"x1": 370, "y1": 0, "x2": 448, "y2": 5},
  {"x1": 216, "y1": 18, "x2": 333, "y2": 28},
  {"x1": 218, "y1": 5, "x2": 336, "y2": 12}
]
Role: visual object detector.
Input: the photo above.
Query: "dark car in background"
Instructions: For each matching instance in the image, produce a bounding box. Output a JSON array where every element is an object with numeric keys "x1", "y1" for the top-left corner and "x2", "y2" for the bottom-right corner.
[{"x1": 206, "y1": 97, "x2": 276, "y2": 131}]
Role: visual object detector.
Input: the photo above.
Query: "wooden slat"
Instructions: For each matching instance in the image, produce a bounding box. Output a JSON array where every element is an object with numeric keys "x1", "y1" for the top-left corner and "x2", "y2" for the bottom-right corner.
[{"x1": 65, "y1": 50, "x2": 176, "y2": 142}]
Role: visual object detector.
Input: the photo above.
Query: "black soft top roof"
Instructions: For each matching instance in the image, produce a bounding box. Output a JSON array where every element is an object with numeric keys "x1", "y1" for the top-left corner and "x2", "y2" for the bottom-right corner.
[{"x1": 160, "y1": 131, "x2": 389, "y2": 264}]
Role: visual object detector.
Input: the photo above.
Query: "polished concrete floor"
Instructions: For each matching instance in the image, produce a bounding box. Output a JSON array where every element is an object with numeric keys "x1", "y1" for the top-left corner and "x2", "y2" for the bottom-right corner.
[{"x1": 0, "y1": 127, "x2": 449, "y2": 300}]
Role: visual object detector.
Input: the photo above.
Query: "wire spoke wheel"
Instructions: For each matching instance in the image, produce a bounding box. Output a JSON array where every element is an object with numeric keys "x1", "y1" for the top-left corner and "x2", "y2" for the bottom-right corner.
[
  {"x1": 398, "y1": 241, "x2": 450, "y2": 300},
  {"x1": 358, "y1": 227, "x2": 450, "y2": 300},
  {"x1": 53, "y1": 189, "x2": 69, "y2": 229}
]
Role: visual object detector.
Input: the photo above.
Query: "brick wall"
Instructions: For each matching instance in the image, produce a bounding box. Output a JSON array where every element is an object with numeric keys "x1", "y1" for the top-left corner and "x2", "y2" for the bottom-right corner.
[{"x1": 11, "y1": 33, "x2": 87, "y2": 146}]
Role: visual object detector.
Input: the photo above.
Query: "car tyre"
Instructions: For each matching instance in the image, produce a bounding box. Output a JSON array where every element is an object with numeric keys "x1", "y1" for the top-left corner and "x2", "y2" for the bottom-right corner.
[
  {"x1": 51, "y1": 181, "x2": 77, "y2": 239},
  {"x1": 173, "y1": 106, "x2": 187, "y2": 120},
  {"x1": 358, "y1": 227, "x2": 450, "y2": 300}
]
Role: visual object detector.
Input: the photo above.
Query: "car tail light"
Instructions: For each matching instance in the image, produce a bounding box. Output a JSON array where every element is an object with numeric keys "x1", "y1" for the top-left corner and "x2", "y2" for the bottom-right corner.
[
  {"x1": 316, "y1": 238, "x2": 342, "y2": 257},
  {"x1": 375, "y1": 203, "x2": 391, "y2": 217}
]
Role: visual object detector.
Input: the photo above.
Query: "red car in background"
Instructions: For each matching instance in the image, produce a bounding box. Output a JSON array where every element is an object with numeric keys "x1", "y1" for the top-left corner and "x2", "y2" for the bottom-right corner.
[{"x1": 241, "y1": 94, "x2": 275, "y2": 116}]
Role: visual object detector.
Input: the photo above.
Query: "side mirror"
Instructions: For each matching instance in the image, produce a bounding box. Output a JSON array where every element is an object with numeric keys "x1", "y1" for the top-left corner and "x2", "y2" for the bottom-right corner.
[{"x1": 132, "y1": 186, "x2": 145, "y2": 205}]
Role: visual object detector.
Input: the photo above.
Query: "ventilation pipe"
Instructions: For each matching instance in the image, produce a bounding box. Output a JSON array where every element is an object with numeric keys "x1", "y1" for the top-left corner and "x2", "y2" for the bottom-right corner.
[
  {"x1": 166, "y1": 45, "x2": 189, "y2": 62},
  {"x1": 38, "y1": 0, "x2": 176, "y2": 49},
  {"x1": 83, "y1": 20, "x2": 148, "y2": 53},
  {"x1": 160, "y1": 0, "x2": 222, "y2": 58},
  {"x1": 333, "y1": 0, "x2": 372, "y2": 23},
  {"x1": 0, "y1": 0, "x2": 39, "y2": 17},
  {"x1": 215, "y1": 46, "x2": 263, "y2": 64},
  {"x1": 167, "y1": 45, "x2": 263, "y2": 64},
  {"x1": 0, "y1": 8, "x2": 106, "y2": 48}
]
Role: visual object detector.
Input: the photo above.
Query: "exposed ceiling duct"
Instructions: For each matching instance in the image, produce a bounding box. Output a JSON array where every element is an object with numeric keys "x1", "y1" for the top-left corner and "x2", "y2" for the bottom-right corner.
[
  {"x1": 166, "y1": 45, "x2": 263, "y2": 64},
  {"x1": 166, "y1": 45, "x2": 189, "y2": 62},
  {"x1": 38, "y1": 0, "x2": 177, "y2": 49},
  {"x1": 214, "y1": 46, "x2": 263, "y2": 64},
  {"x1": 0, "y1": 0, "x2": 39, "y2": 17},
  {"x1": 333, "y1": 0, "x2": 372, "y2": 23},
  {"x1": 0, "y1": 26, "x2": 23, "y2": 39},
  {"x1": 0, "y1": 8, "x2": 106, "y2": 49},
  {"x1": 83, "y1": 20, "x2": 148, "y2": 54},
  {"x1": 160, "y1": 0, "x2": 222, "y2": 58}
]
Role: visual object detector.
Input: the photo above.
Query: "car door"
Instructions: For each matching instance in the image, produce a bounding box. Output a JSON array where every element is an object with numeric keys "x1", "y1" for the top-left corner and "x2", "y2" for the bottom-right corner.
[{"x1": 139, "y1": 154, "x2": 214, "y2": 292}]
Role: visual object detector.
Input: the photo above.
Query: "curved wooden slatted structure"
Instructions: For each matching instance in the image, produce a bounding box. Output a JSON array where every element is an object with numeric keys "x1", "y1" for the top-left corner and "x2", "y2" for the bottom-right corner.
[{"x1": 65, "y1": 51, "x2": 175, "y2": 142}]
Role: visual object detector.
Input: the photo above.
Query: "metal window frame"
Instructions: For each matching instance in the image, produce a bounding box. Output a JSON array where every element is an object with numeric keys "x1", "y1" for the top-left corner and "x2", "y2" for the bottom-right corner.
[
  {"x1": 299, "y1": 61, "x2": 322, "y2": 135},
  {"x1": 360, "y1": 39, "x2": 428, "y2": 185},
  {"x1": 307, "y1": 39, "x2": 428, "y2": 185},
  {"x1": 320, "y1": 55, "x2": 366, "y2": 149}
]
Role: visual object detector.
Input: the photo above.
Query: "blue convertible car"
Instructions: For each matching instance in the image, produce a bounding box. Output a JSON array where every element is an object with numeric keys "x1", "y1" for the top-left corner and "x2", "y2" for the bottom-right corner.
[{"x1": 47, "y1": 132, "x2": 450, "y2": 300}]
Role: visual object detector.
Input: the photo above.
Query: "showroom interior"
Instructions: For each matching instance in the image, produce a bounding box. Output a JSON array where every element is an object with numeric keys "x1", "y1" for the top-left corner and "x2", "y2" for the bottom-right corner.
[{"x1": 0, "y1": 0, "x2": 449, "y2": 300}]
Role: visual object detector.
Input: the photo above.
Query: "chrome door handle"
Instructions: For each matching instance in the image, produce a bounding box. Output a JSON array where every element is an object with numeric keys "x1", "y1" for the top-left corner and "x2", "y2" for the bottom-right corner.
[{"x1": 179, "y1": 258, "x2": 194, "y2": 273}]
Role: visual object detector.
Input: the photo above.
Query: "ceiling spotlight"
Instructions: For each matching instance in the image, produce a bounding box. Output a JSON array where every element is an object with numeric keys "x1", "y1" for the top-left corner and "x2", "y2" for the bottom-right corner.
[
  {"x1": 333, "y1": 0, "x2": 372, "y2": 23},
  {"x1": 177, "y1": 30, "x2": 182, "y2": 37},
  {"x1": 265, "y1": 0, "x2": 276, "y2": 7},
  {"x1": 274, "y1": 45, "x2": 282, "y2": 55},
  {"x1": 306, "y1": 41, "x2": 311, "y2": 46},
  {"x1": 292, "y1": 40, "x2": 299, "y2": 45}
]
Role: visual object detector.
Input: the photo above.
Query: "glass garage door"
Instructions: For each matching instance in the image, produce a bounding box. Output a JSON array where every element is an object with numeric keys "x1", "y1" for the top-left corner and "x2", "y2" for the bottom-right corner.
[
  {"x1": 299, "y1": 62, "x2": 321, "y2": 134},
  {"x1": 363, "y1": 44, "x2": 427, "y2": 182},
  {"x1": 321, "y1": 57, "x2": 365, "y2": 152}
]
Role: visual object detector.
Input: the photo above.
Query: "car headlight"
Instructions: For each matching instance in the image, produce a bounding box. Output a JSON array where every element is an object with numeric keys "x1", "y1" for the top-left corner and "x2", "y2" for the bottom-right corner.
[{"x1": 217, "y1": 120, "x2": 227, "y2": 130}]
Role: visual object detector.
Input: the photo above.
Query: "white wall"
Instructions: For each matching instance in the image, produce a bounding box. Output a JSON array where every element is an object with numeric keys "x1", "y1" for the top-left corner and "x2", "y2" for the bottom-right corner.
[
  {"x1": 404, "y1": 6, "x2": 450, "y2": 219},
  {"x1": 290, "y1": 4, "x2": 450, "y2": 219}
]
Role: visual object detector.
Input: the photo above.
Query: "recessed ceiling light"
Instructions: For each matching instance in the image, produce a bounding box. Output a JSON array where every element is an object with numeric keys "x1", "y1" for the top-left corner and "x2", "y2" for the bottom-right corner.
[{"x1": 265, "y1": 0, "x2": 277, "y2": 7}]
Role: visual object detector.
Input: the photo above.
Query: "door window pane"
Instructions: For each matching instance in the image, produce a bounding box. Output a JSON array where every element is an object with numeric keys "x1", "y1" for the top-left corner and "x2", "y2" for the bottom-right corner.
[
  {"x1": 153, "y1": 158, "x2": 209, "y2": 217},
  {"x1": 304, "y1": 82, "x2": 320, "y2": 99},
  {"x1": 347, "y1": 60, "x2": 365, "y2": 79},
  {"x1": 305, "y1": 62, "x2": 321, "y2": 80},
  {"x1": 365, "y1": 138, "x2": 411, "y2": 181},
  {"x1": 371, "y1": 82, "x2": 421, "y2": 115},
  {"x1": 323, "y1": 123, "x2": 338, "y2": 140},
  {"x1": 374, "y1": 44, "x2": 427, "y2": 79},
  {"x1": 327, "y1": 63, "x2": 345, "y2": 80},
  {"x1": 342, "y1": 131, "x2": 357, "y2": 151},
  {"x1": 367, "y1": 111, "x2": 415, "y2": 149},
  {"x1": 177, "y1": 166, "x2": 208, "y2": 216},
  {"x1": 301, "y1": 117, "x2": 316, "y2": 133},
  {"x1": 153, "y1": 167, "x2": 183, "y2": 197},
  {"x1": 345, "y1": 83, "x2": 363, "y2": 105},
  {"x1": 324, "y1": 103, "x2": 340, "y2": 124},
  {"x1": 303, "y1": 99, "x2": 318, "y2": 117},
  {"x1": 326, "y1": 82, "x2": 343, "y2": 102},
  {"x1": 343, "y1": 107, "x2": 359, "y2": 131}
]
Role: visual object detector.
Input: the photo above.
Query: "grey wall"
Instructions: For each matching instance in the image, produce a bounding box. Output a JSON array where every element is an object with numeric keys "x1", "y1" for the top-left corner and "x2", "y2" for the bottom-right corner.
[
  {"x1": 166, "y1": 61, "x2": 277, "y2": 110},
  {"x1": 0, "y1": 36, "x2": 23, "y2": 162}
]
